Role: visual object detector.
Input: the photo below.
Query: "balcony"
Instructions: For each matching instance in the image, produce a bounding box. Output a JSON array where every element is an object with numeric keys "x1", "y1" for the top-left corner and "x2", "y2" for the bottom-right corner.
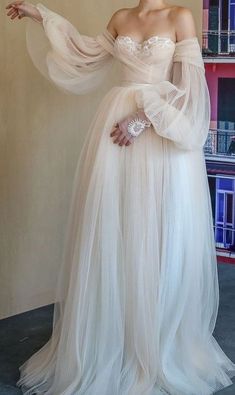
[
  {"x1": 204, "y1": 128, "x2": 235, "y2": 158},
  {"x1": 213, "y1": 221, "x2": 235, "y2": 250},
  {"x1": 202, "y1": 30, "x2": 235, "y2": 61},
  {"x1": 214, "y1": 223, "x2": 235, "y2": 260}
]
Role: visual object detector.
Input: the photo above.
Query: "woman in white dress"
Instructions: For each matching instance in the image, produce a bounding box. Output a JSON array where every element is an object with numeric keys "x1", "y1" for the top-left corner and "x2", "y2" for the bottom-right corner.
[{"x1": 5, "y1": 1, "x2": 235, "y2": 394}]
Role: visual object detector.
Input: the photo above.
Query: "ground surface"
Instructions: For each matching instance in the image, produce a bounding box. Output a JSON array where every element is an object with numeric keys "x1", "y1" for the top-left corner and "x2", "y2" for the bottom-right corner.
[{"x1": 0, "y1": 263, "x2": 234, "y2": 394}]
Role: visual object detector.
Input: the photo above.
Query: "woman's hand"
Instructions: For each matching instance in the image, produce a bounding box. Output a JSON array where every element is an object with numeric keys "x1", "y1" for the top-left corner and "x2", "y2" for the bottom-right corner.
[
  {"x1": 110, "y1": 123, "x2": 134, "y2": 147},
  {"x1": 5, "y1": 1, "x2": 42, "y2": 22},
  {"x1": 110, "y1": 109, "x2": 152, "y2": 147}
]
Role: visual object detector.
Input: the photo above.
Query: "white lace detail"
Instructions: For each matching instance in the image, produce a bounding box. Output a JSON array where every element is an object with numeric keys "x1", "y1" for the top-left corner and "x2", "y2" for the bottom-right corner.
[
  {"x1": 115, "y1": 35, "x2": 175, "y2": 55},
  {"x1": 127, "y1": 118, "x2": 147, "y2": 137}
]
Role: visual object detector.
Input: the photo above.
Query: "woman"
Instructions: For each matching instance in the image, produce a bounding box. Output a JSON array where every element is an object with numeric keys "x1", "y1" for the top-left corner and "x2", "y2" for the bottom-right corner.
[{"x1": 5, "y1": 1, "x2": 235, "y2": 394}]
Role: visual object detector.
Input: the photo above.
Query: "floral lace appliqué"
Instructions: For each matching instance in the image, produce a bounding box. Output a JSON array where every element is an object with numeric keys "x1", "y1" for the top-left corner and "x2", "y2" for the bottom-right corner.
[{"x1": 116, "y1": 35, "x2": 174, "y2": 56}]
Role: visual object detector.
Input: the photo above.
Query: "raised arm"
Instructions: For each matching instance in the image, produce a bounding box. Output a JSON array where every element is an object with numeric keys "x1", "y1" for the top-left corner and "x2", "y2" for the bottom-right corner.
[
  {"x1": 6, "y1": 1, "x2": 43, "y2": 22},
  {"x1": 6, "y1": 2, "x2": 115, "y2": 95}
]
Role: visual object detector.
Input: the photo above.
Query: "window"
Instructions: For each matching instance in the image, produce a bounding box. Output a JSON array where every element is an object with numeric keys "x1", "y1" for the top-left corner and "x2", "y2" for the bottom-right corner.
[{"x1": 215, "y1": 177, "x2": 235, "y2": 247}]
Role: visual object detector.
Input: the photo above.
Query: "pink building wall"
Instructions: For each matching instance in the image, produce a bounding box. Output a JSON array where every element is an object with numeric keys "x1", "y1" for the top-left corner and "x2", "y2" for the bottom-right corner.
[
  {"x1": 203, "y1": 9, "x2": 209, "y2": 31},
  {"x1": 205, "y1": 64, "x2": 235, "y2": 124}
]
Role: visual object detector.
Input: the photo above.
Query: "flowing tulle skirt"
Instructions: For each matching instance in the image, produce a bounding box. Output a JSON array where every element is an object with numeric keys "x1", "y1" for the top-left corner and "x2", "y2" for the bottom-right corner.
[{"x1": 17, "y1": 85, "x2": 235, "y2": 395}]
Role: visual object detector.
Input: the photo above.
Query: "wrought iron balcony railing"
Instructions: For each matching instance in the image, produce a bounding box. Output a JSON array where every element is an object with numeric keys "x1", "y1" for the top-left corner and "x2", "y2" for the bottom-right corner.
[
  {"x1": 204, "y1": 129, "x2": 235, "y2": 157},
  {"x1": 213, "y1": 224, "x2": 235, "y2": 250},
  {"x1": 202, "y1": 30, "x2": 235, "y2": 56}
]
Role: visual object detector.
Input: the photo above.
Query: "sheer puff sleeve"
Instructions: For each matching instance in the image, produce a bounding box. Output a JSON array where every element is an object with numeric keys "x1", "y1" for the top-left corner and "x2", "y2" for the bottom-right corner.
[
  {"x1": 26, "y1": 3, "x2": 115, "y2": 94},
  {"x1": 135, "y1": 38, "x2": 210, "y2": 151}
]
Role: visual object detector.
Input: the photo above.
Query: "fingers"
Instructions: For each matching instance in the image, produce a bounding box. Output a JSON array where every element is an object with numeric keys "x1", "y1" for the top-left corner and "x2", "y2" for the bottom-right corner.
[
  {"x1": 113, "y1": 130, "x2": 122, "y2": 144},
  {"x1": 110, "y1": 125, "x2": 133, "y2": 146},
  {"x1": 6, "y1": 0, "x2": 25, "y2": 20},
  {"x1": 6, "y1": 7, "x2": 16, "y2": 16},
  {"x1": 110, "y1": 126, "x2": 119, "y2": 138},
  {"x1": 6, "y1": 1, "x2": 24, "y2": 9},
  {"x1": 14, "y1": 10, "x2": 21, "y2": 18},
  {"x1": 7, "y1": 8, "x2": 19, "y2": 19},
  {"x1": 12, "y1": 12, "x2": 18, "y2": 19},
  {"x1": 6, "y1": 4, "x2": 23, "y2": 19},
  {"x1": 118, "y1": 135, "x2": 132, "y2": 146}
]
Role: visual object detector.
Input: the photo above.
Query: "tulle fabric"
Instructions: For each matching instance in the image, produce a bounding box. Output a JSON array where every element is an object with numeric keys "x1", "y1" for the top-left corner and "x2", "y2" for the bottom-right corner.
[
  {"x1": 134, "y1": 39, "x2": 211, "y2": 151},
  {"x1": 17, "y1": 3, "x2": 235, "y2": 395},
  {"x1": 25, "y1": 3, "x2": 114, "y2": 94}
]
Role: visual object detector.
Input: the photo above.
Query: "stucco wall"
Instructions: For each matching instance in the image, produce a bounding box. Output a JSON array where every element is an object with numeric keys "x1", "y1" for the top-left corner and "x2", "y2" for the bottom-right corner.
[{"x1": 0, "y1": 0, "x2": 202, "y2": 318}]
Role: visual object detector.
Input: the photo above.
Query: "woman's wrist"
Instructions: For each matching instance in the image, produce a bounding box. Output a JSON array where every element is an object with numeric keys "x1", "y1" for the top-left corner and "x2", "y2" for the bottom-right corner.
[
  {"x1": 117, "y1": 109, "x2": 152, "y2": 140},
  {"x1": 136, "y1": 108, "x2": 151, "y2": 125},
  {"x1": 31, "y1": 6, "x2": 43, "y2": 23},
  {"x1": 127, "y1": 111, "x2": 151, "y2": 137},
  {"x1": 18, "y1": 3, "x2": 43, "y2": 23}
]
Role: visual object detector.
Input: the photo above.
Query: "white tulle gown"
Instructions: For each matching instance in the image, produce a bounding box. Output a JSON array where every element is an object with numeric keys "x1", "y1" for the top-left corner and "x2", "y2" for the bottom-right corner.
[{"x1": 17, "y1": 3, "x2": 235, "y2": 395}]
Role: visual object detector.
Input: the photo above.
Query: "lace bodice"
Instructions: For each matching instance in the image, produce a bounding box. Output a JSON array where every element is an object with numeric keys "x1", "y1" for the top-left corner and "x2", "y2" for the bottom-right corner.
[
  {"x1": 113, "y1": 35, "x2": 176, "y2": 85},
  {"x1": 115, "y1": 35, "x2": 175, "y2": 55}
]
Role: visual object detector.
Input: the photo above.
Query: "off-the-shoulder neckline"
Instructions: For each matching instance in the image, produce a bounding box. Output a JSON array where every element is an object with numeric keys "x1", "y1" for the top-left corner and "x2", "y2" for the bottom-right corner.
[
  {"x1": 103, "y1": 28, "x2": 199, "y2": 46},
  {"x1": 116, "y1": 35, "x2": 176, "y2": 46}
]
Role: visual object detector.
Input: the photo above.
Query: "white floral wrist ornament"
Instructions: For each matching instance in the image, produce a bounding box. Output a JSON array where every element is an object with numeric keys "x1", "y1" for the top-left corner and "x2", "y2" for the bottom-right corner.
[
  {"x1": 127, "y1": 115, "x2": 152, "y2": 137},
  {"x1": 117, "y1": 109, "x2": 152, "y2": 141}
]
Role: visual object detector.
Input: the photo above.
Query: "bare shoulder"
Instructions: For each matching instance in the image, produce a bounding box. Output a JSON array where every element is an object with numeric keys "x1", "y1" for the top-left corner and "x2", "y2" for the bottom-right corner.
[
  {"x1": 170, "y1": 6, "x2": 197, "y2": 41},
  {"x1": 170, "y1": 5, "x2": 195, "y2": 23},
  {"x1": 106, "y1": 8, "x2": 131, "y2": 38}
]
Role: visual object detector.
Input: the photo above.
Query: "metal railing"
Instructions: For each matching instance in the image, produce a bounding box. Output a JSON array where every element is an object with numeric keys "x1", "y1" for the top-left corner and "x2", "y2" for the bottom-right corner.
[
  {"x1": 202, "y1": 30, "x2": 235, "y2": 56},
  {"x1": 213, "y1": 225, "x2": 235, "y2": 250},
  {"x1": 204, "y1": 129, "x2": 235, "y2": 156}
]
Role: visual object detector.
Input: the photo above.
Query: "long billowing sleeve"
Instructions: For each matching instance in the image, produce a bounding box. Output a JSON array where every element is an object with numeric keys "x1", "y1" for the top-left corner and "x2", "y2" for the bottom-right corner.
[
  {"x1": 25, "y1": 3, "x2": 115, "y2": 94},
  {"x1": 135, "y1": 38, "x2": 210, "y2": 151}
]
